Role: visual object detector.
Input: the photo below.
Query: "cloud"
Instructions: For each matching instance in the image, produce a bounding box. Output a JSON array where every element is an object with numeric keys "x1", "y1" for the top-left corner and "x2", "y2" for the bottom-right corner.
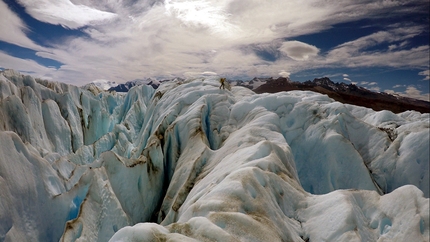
[
  {"x1": 338, "y1": 28, "x2": 420, "y2": 52},
  {"x1": 404, "y1": 86, "x2": 430, "y2": 101},
  {"x1": 0, "y1": 51, "x2": 56, "y2": 77},
  {"x1": 0, "y1": 1, "x2": 45, "y2": 51},
  {"x1": 388, "y1": 41, "x2": 409, "y2": 51},
  {"x1": 419, "y1": 70, "x2": 429, "y2": 80},
  {"x1": 201, "y1": 71, "x2": 218, "y2": 76},
  {"x1": 279, "y1": 41, "x2": 319, "y2": 61},
  {"x1": 369, "y1": 86, "x2": 381, "y2": 92},
  {"x1": 327, "y1": 45, "x2": 429, "y2": 70},
  {"x1": 165, "y1": 0, "x2": 240, "y2": 37},
  {"x1": 343, "y1": 77, "x2": 352, "y2": 82},
  {"x1": 279, "y1": 70, "x2": 290, "y2": 78},
  {"x1": 16, "y1": 0, "x2": 117, "y2": 29},
  {"x1": 360, "y1": 81, "x2": 378, "y2": 86},
  {"x1": 326, "y1": 26, "x2": 429, "y2": 69},
  {"x1": 343, "y1": 74, "x2": 349, "y2": 77},
  {"x1": 385, "y1": 86, "x2": 430, "y2": 101},
  {"x1": 393, "y1": 84, "x2": 405, "y2": 88}
]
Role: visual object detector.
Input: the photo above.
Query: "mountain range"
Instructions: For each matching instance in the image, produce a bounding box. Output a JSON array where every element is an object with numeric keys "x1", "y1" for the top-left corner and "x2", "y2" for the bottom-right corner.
[
  {"x1": 253, "y1": 77, "x2": 430, "y2": 114},
  {"x1": 106, "y1": 78, "x2": 173, "y2": 92},
  {"x1": 105, "y1": 76, "x2": 430, "y2": 114}
]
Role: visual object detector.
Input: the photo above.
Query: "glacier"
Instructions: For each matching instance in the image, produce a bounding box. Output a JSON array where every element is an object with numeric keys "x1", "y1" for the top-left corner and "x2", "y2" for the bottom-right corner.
[{"x1": 0, "y1": 69, "x2": 428, "y2": 241}]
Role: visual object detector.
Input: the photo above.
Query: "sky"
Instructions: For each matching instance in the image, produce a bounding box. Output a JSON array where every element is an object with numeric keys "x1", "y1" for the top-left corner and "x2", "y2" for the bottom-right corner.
[{"x1": 0, "y1": 0, "x2": 429, "y2": 101}]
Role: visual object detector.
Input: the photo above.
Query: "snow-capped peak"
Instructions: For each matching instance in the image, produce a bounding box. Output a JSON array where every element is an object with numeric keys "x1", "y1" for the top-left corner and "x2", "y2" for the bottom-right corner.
[
  {"x1": 108, "y1": 78, "x2": 161, "y2": 92},
  {"x1": 135, "y1": 78, "x2": 160, "y2": 86},
  {"x1": 83, "y1": 79, "x2": 117, "y2": 90}
]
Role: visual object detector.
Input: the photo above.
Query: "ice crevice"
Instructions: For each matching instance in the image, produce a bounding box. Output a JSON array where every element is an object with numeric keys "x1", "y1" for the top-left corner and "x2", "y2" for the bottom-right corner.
[{"x1": 0, "y1": 71, "x2": 428, "y2": 241}]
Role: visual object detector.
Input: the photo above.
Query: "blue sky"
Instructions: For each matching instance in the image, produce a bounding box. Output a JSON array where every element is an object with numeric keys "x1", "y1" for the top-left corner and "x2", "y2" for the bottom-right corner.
[{"x1": 0, "y1": 0, "x2": 429, "y2": 100}]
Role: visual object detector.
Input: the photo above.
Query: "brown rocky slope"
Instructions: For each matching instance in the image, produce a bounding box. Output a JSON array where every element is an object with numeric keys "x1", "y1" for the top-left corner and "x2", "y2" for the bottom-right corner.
[{"x1": 253, "y1": 77, "x2": 430, "y2": 114}]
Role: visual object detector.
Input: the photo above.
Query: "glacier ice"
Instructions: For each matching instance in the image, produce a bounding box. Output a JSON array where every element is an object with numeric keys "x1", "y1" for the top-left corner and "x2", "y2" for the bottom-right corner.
[{"x1": 0, "y1": 69, "x2": 428, "y2": 241}]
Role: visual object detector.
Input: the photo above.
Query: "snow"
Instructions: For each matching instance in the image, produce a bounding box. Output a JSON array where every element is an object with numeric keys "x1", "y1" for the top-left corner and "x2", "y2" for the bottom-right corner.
[
  {"x1": 132, "y1": 78, "x2": 160, "y2": 86},
  {"x1": 0, "y1": 70, "x2": 428, "y2": 241},
  {"x1": 107, "y1": 78, "x2": 162, "y2": 92},
  {"x1": 230, "y1": 77, "x2": 268, "y2": 90},
  {"x1": 83, "y1": 79, "x2": 117, "y2": 91},
  {"x1": 247, "y1": 78, "x2": 267, "y2": 89}
]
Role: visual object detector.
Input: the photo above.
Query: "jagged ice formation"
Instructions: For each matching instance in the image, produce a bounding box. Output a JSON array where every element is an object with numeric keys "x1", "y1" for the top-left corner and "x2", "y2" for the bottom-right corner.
[{"x1": 0, "y1": 69, "x2": 428, "y2": 241}]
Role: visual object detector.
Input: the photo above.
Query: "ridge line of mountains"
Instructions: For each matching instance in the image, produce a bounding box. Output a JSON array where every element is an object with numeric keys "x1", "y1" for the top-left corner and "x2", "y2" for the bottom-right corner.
[{"x1": 104, "y1": 76, "x2": 430, "y2": 114}]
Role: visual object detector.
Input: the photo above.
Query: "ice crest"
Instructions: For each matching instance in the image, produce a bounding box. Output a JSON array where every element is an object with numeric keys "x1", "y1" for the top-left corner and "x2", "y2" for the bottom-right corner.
[{"x1": 0, "y1": 71, "x2": 428, "y2": 241}]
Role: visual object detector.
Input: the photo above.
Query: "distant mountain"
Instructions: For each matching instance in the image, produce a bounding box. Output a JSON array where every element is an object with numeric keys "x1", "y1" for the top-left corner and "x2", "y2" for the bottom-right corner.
[
  {"x1": 85, "y1": 79, "x2": 117, "y2": 90},
  {"x1": 97, "y1": 75, "x2": 429, "y2": 113},
  {"x1": 230, "y1": 77, "x2": 272, "y2": 90},
  {"x1": 253, "y1": 77, "x2": 430, "y2": 113},
  {"x1": 108, "y1": 78, "x2": 165, "y2": 92}
]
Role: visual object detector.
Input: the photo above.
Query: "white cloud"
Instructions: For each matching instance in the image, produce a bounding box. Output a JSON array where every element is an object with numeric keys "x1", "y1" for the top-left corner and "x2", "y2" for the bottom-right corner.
[
  {"x1": 0, "y1": 1, "x2": 45, "y2": 51},
  {"x1": 388, "y1": 44, "x2": 396, "y2": 51},
  {"x1": 201, "y1": 71, "x2": 218, "y2": 76},
  {"x1": 419, "y1": 70, "x2": 429, "y2": 80},
  {"x1": 385, "y1": 86, "x2": 430, "y2": 101},
  {"x1": 360, "y1": 81, "x2": 378, "y2": 86},
  {"x1": 369, "y1": 86, "x2": 381, "y2": 92},
  {"x1": 404, "y1": 86, "x2": 430, "y2": 101},
  {"x1": 388, "y1": 41, "x2": 409, "y2": 51},
  {"x1": 343, "y1": 74, "x2": 349, "y2": 77},
  {"x1": 326, "y1": 26, "x2": 428, "y2": 69},
  {"x1": 343, "y1": 77, "x2": 352, "y2": 82},
  {"x1": 393, "y1": 84, "x2": 405, "y2": 88},
  {"x1": 0, "y1": 51, "x2": 56, "y2": 77},
  {"x1": 16, "y1": 0, "x2": 117, "y2": 29},
  {"x1": 279, "y1": 41, "x2": 319, "y2": 61},
  {"x1": 331, "y1": 28, "x2": 419, "y2": 55},
  {"x1": 165, "y1": 0, "x2": 240, "y2": 38},
  {"x1": 279, "y1": 70, "x2": 290, "y2": 78},
  {"x1": 327, "y1": 44, "x2": 429, "y2": 70}
]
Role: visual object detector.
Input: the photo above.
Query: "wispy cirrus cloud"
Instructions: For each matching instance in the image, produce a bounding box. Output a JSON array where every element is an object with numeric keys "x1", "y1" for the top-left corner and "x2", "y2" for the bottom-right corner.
[
  {"x1": 0, "y1": 0, "x2": 44, "y2": 51},
  {"x1": 0, "y1": 51, "x2": 55, "y2": 76},
  {"x1": 325, "y1": 26, "x2": 429, "y2": 69}
]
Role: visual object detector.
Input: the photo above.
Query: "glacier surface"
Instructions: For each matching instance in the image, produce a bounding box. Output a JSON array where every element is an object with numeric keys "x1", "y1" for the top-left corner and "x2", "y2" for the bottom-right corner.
[{"x1": 0, "y1": 69, "x2": 428, "y2": 241}]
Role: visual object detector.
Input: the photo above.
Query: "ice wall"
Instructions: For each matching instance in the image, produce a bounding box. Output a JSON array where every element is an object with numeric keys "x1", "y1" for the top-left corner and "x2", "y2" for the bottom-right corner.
[{"x1": 0, "y1": 70, "x2": 428, "y2": 241}]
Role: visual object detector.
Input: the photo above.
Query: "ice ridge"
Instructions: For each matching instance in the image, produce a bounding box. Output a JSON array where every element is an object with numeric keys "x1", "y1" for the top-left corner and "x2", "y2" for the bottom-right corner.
[{"x1": 0, "y1": 70, "x2": 428, "y2": 241}]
